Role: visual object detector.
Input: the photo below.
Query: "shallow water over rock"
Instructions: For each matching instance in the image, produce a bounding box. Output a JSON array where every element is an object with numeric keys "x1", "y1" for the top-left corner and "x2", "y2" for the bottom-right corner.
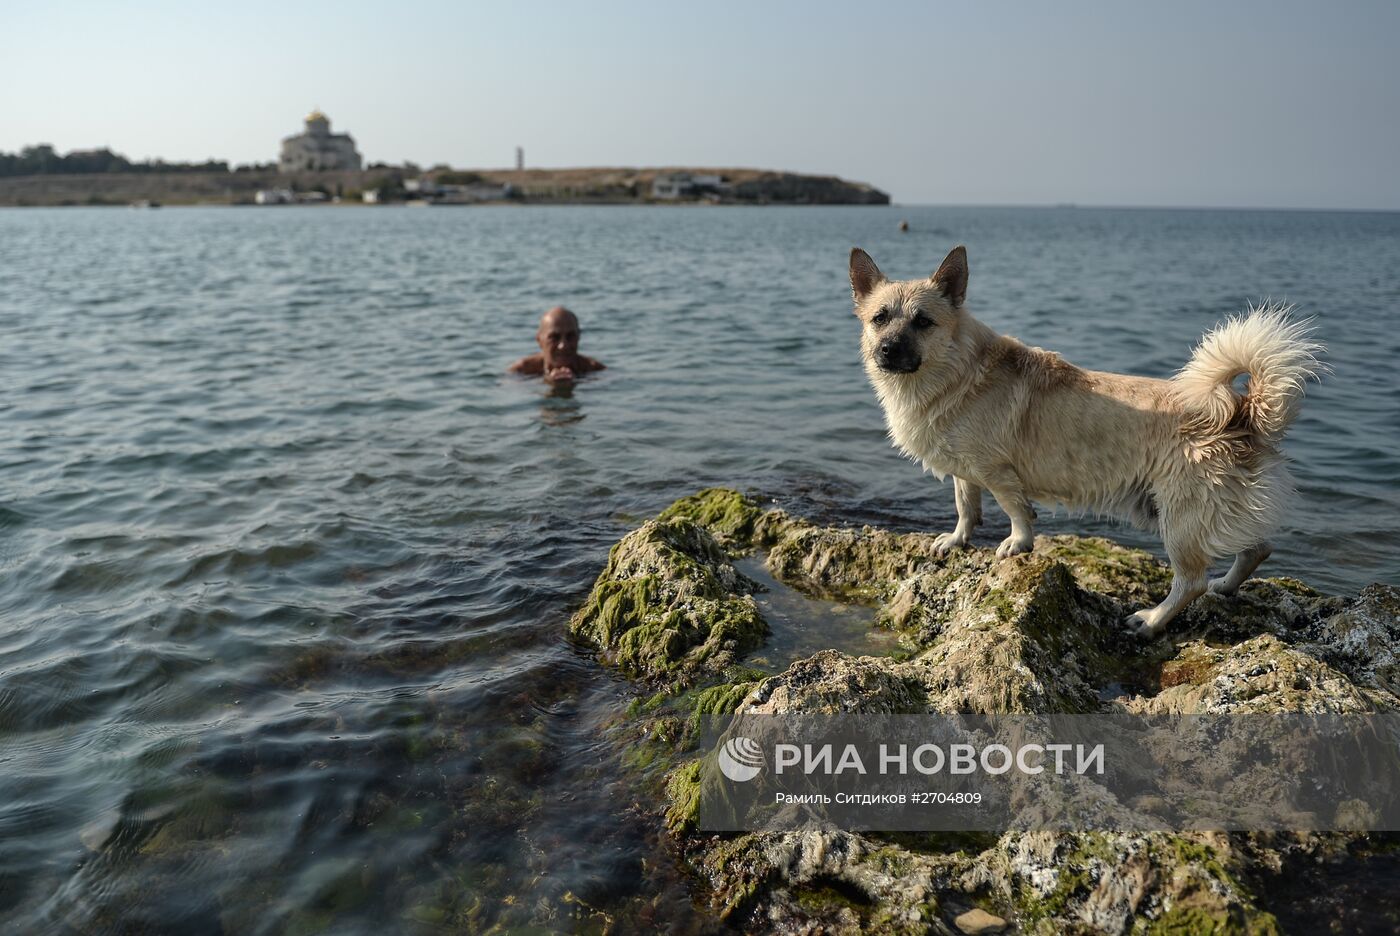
[{"x1": 733, "y1": 556, "x2": 899, "y2": 673}]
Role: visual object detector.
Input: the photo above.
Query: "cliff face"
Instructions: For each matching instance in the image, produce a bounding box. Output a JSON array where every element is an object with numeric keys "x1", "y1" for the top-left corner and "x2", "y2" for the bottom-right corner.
[{"x1": 571, "y1": 489, "x2": 1400, "y2": 935}]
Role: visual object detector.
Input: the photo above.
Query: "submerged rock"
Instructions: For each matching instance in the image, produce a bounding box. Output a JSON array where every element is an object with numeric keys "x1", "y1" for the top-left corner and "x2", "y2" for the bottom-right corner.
[
  {"x1": 575, "y1": 488, "x2": 1399, "y2": 934},
  {"x1": 955, "y1": 907, "x2": 1008, "y2": 934}
]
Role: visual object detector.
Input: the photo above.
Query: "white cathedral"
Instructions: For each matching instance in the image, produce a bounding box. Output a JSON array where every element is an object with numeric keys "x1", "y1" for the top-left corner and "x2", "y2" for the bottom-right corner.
[{"x1": 279, "y1": 110, "x2": 363, "y2": 173}]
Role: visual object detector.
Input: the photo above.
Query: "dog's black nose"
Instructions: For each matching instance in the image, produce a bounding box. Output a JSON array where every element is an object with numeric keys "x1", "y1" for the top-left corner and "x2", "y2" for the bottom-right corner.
[{"x1": 877, "y1": 338, "x2": 920, "y2": 374}]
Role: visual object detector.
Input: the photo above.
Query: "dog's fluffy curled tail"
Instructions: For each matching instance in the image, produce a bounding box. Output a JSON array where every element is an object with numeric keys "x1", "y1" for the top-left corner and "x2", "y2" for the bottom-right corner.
[{"x1": 1172, "y1": 303, "x2": 1325, "y2": 445}]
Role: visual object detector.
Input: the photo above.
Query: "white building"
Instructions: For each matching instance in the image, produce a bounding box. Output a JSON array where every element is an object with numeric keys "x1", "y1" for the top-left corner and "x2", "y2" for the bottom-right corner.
[
  {"x1": 279, "y1": 110, "x2": 363, "y2": 173},
  {"x1": 652, "y1": 172, "x2": 726, "y2": 200},
  {"x1": 254, "y1": 189, "x2": 294, "y2": 205}
]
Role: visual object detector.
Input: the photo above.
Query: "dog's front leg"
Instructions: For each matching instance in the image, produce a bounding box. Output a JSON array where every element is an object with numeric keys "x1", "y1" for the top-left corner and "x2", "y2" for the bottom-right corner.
[
  {"x1": 982, "y1": 468, "x2": 1036, "y2": 559},
  {"x1": 934, "y1": 477, "x2": 982, "y2": 556}
]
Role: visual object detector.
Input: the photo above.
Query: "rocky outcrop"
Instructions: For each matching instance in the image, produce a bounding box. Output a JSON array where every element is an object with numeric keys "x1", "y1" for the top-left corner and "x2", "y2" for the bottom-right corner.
[
  {"x1": 727, "y1": 172, "x2": 891, "y2": 205},
  {"x1": 571, "y1": 489, "x2": 1400, "y2": 935},
  {"x1": 568, "y1": 515, "x2": 767, "y2": 683}
]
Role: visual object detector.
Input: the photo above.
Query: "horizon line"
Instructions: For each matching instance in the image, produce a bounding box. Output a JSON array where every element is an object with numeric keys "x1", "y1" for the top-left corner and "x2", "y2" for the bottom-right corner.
[
  {"x1": 891, "y1": 201, "x2": 1400, "y2": 214},
  {"x1": 3, "y1": 201, "x2": 1397, "y2": 214}
]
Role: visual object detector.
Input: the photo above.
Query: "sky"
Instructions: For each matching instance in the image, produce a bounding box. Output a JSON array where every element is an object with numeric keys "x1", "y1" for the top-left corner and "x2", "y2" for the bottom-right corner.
[{"x1": 2, "y1": 0, "x2": 1397, "y2": 209}]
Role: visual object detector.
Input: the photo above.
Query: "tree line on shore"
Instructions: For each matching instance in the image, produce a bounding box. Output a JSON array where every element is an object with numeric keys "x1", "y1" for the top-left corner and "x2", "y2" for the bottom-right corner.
[
  {"x1": 0, "y1": 145, "x2": 282, "y2": 177},
  {"x1": 0, "y1": 145, "x2": 472, "y2": 181}
]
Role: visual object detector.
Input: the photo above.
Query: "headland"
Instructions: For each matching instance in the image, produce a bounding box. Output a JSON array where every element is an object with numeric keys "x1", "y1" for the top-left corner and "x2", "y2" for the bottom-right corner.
[{"x1": 0, "y1": 165, "x2": 890, "y2": 207}]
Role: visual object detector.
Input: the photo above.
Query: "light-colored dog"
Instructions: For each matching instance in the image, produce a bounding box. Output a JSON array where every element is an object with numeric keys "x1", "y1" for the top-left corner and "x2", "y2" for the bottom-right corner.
[{"x1": 849, "y1": 245, "x2": 1323, "y2": 637}]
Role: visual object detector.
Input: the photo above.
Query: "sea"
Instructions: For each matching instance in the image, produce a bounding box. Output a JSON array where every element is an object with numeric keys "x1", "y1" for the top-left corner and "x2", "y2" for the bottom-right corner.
[{"x1": 1, "y1": 204, "x2": 1397, "y2": 932}]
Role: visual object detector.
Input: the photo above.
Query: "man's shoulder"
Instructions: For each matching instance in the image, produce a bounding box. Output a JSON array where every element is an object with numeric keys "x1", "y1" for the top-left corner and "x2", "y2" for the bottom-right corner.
[
  {"x1": 580, "y1": 356, "x2": 606, "y2": 372},
  {"x1": 508, "y1": 354, "x2": 545, "y2": 374}
]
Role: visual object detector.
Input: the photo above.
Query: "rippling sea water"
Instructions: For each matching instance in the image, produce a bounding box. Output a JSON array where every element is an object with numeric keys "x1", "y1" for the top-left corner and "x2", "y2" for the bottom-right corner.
[{"x1": 1, "y1": 205, "x2": 1397, "y2": 932}]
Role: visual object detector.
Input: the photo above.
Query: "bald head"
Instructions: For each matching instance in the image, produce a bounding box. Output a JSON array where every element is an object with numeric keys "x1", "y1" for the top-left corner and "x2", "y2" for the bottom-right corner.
[
  {"x1": 509, "y1": 304, "x2": 605, "y2": 381},
  {"x1": 538, "y1": 305, "x2": 578, "y2": 334},
  {"x1": 536, "y1": 305, "x2": 582, "y2": 369}
]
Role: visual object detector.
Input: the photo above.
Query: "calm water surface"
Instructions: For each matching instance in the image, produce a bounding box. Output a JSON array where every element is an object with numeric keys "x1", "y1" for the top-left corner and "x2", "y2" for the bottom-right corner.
[{"x1": 1, "y1": 205, "x2": 1398, "y2": 932}]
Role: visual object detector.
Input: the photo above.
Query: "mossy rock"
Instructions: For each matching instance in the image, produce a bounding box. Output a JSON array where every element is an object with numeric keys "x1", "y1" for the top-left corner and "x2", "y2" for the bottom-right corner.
[
  {"x1": 656, "y1": 487, "x2": 779, "y2": 554},
  {"x1": 569, "y1": 516, "x2": 768, "y2": 683},
  {"x1": 1039, "y1": 535, "x2": 1172, "y2": 607},
  {"x1": 576, "y1": 489, "x2": 1400, "y2": 934},
  {"x1": 765, "y1": 524, "x2": 943, "y2": 602},
  {"x1": 665, "y1": 760, "x2": 704, "y2": 834},
  {"x1": 746, "y1": 649, "x2": 929, "y2": 715},
  {"x1": 987, "y1": 831, "x2": 1279, "y2": 936},
  {"x1": 1139, "y1": 634, "x2": 1391, "y2": 714}
]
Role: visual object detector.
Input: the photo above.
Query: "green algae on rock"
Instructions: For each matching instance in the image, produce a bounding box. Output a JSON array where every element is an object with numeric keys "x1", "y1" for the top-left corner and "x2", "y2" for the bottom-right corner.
[
  {"x1": 655, "y1": 487, "x2": 782, "y2": 554},
  {"x1": 576, "y1": 489, "x2": 1400, "y2": 935},
  {"x1": 568, "y1": 515, "x2": 768, "y2": 683}
]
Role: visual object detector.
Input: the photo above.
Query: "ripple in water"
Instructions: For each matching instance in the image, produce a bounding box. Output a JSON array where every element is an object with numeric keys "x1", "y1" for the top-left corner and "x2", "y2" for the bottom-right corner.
[{"x1": 0, "y1": 205, "x2": 1397, "y2": 931}]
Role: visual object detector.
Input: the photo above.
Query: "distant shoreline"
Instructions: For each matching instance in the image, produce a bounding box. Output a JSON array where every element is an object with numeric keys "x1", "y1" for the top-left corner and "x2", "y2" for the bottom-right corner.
[
  {"x1": 0, "y1": 166, "x2": 890, "y2": 208},
  {"x1": 4, "y1": 200, "x2": 1391, "y2": 214}
]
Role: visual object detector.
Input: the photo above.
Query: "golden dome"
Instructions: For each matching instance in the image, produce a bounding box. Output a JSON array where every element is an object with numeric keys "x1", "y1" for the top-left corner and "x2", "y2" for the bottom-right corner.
[{"x1": 305, "y1": 109, "x2": 328, "y2": 124}]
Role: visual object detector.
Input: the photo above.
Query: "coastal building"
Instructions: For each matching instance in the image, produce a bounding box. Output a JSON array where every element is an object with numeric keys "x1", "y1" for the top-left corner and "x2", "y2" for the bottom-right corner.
[
  {"x1": 432, "y1": 182, "x2": 514, "y2": 204},
  {"x1": 652, "y1": 172, "x2": 727, "y2": 200},
  {"x1": 279, "y1": 110, "x2": 362, "y2": 173},
  {"x1": 254, "y1": 188, "x2": 332, "y2": 205},
  {"x1": 389, "y1": 177, "x2": 515, "y2": 204}
]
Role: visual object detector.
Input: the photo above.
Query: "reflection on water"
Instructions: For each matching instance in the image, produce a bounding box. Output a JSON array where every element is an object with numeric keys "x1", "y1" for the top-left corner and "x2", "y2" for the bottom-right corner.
[
  {"x1": 0, "y1": 205, "x2": 1396, "y2": 932},
  {"x1": 540, "y1": 383, "x2": 586, "y2": 424}
]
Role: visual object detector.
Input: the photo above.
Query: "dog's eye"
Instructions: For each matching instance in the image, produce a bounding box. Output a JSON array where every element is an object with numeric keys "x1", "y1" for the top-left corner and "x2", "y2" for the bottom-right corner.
[
  {"x1": 872, "y1": 309, "x2": 891, "y2": 327},
  {"x1": 912, "y1": 313, "x2": 933, "y2": 330}
]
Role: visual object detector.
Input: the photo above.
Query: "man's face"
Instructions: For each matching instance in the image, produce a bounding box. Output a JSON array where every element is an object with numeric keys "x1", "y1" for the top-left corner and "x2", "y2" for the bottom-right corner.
[{"x1": 537, "y1": 315, "x2": 580, "y2": 366}]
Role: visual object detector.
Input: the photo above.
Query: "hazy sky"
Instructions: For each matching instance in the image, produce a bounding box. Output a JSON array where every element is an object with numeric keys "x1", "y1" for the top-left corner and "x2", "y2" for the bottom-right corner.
[{"x1": 3, "y1": 1, "x2": 1397, "y2": 208}]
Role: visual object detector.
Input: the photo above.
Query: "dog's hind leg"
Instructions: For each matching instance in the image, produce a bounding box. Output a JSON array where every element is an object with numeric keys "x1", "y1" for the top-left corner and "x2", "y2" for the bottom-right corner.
[
  {"x1": 1208, "y1": 542, "x2": 1273, "y2": 596},
  {"x1": 981, "y1": 467, "x2": 1036, "y2": 559},
  {"x1": 934, "y1": 477, "x2": 982, "y2": 556},
  {"x1": 1126, "y1": 545, "x2": 1208, "y2": 639}
]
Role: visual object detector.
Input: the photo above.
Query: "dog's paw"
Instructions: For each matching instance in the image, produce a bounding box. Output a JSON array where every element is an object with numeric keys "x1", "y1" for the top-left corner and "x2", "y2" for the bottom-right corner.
[
  {"x1": 1124, "y1": 610, "x2": 1165, "y2": 639},
  {"x1": 933, "y1": 530, "x2": 970, "y2": 556},
  {"x1": 1207, "y1": 576, "x2": 1239, "y2": 596},
  {"x1": 995, "y1": 534, "x2": 1033, "y2": 559}
]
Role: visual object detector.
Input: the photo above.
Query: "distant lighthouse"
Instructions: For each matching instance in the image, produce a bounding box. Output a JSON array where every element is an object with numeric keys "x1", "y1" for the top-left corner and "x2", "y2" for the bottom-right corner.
[{"x1": 515, "y1": 146, "x2": 524, "y2": 171}]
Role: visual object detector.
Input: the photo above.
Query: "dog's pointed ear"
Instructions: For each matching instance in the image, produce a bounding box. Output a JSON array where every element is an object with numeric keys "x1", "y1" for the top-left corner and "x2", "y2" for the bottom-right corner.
[
  {"x1": 849, "y1": 248, "x2": 885, "y2": 303},
  {"x1": 931, "y1": 246, "x2": 968, "y2": 307}
]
